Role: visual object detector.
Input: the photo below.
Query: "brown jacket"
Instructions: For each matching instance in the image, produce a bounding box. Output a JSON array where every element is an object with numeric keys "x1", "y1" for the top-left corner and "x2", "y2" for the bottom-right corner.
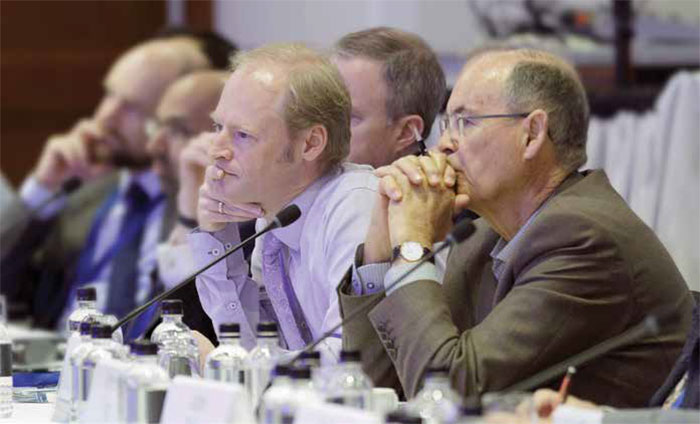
[{"x1": 338, "y1": 170, "x2": 693, "y2": 407}]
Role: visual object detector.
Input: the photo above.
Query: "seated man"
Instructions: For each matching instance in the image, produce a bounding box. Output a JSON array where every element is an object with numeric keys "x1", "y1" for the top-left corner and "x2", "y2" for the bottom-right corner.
[
  {"x1": 0, "y1": 36, "x2": 222, "y2": 332},
  {"x1": 189, "y1": 43, "x2": 377, "y2": 358},
  {"x1": 331, "y1": 27, "x2": 446, "y2": 168},
  {"x1": 338, "y1": 47, "x2": 694, "y2": 406},
  {"x1": 141, "y1": 70, "x2": 228, "y2": 342}
]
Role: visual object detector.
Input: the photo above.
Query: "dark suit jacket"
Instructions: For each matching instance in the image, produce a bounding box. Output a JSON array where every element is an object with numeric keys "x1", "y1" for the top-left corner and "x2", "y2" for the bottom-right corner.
[
  {"x1": 1, "y1": 175, "x2": 119, "y2": 327},
  {"x1": 338, "y1": 170, "x2": 694, "y2": 408},
  {"x1": 0, "y1": 174, "x2": 214, "y2": 338}
]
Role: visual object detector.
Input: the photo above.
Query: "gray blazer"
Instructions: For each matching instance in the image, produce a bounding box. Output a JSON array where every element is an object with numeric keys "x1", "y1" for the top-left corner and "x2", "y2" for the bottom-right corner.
[{"x1": 338, "y1": 170, "x2": 694, "y2": 408}]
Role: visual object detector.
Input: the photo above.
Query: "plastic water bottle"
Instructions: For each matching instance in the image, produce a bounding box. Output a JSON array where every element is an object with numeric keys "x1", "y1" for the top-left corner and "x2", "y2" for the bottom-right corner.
[
  {"x1": 0, "y1": 295, "x2": 12, "y2": 419},
  {"x1": 68, "y1": 321, "x2": 94, "y2": 422},
  {"x1": 66, "y1": 287, "x2": 100, "y2": 335},
  {"x1": 122, "y1": 340, "x2": 169, "y2": 423},
  {"x1": 151, "y1": 300, "x2": 199, "y2": 378},
  {"x1": 297, "y1": 350, "x2": 323, "y2": 389},
  {"x1": 258, "y1": 365, "x2": 292, "y2": 424},
  {"x1": 204, "y1": 323, "x2": 248, "y2": 384},
  {"x1": 150, "y1": 300, "x2": 192, "y2": 347},
  {"x1": 326, "y1": 350, "x2": 373, "y2": 410},
  {"x1": 244, "y1": 322, "x2": 282, "y2": 408},
  {"x1": 405, "y1": 368, "x2": 461, "y2": 424},
  {"x1": 78, "y1": 324, "x2": 124, "y2": 413},
  {"x1": 281, "y1": 366, "x2": 322, "y2": 422}
]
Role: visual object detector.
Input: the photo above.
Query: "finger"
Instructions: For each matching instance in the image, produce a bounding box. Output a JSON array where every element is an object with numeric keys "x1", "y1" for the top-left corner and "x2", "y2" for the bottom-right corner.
[
  {"x1": 444, "y1": 164, "x2": 457, "y2": 188},
  {"x1": 418, "y1": 155, "x2": 440, "y2": 187},
  {"x1": 393, "y1": 156, "x2": 424, "y2": 185},
  {"x1": 204, "y1": 165, "x2": 226, "y2": 182},
  {"x1": 378, "y1": 175, "x2": 402, "y2": 202}
]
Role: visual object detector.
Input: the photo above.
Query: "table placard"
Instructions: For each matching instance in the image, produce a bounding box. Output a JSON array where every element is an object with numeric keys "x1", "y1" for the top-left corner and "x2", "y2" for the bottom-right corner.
[
  {"x1": 160, "y1": 376, "x2": 254, "y2": 424},
  {"x1": 80, "y1": 358, "x2": 130, "y2": 423}
]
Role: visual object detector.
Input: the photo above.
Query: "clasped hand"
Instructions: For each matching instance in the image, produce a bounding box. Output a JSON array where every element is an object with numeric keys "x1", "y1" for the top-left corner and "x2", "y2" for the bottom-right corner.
[{"x1": 364, "y1": 152, "x2": 470, "y2": 264}]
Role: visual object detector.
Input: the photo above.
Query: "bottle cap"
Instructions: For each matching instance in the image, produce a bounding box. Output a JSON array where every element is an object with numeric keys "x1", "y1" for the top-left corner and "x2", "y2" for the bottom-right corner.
[
  {"x1": 129, "y1": 340, "x2": 159, "y2": 356},
  {"x1": 257, "y1": 321, "x2": 278, "y2": 336},
  {"x1": 273, "y1": 364, "x2": 291, "y2": 377},
  {"x1": 385, "y1": 411, "x2": 423, "y2": 424},
  {"x1": 161, "y1": 299, "x2": 183, "y2": 315},
  {"x1": 289, "y1": 366, "x2": 311, "y2": 380},
  {"x1": 339, "y1": 350, "x2": 361, "y2": 363},
  {"x1": 425, "y1": 367, "x2": 449, "y2": 378},
  {"x1": 219, "y1": 323, "x2": 240, "y2": 335},
  {"x1": 76, "y1": 287, "x2": 96, "y2": 301}
]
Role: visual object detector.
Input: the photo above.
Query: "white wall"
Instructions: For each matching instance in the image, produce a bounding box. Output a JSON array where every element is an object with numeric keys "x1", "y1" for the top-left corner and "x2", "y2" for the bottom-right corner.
[{"x1": 213, "y1": 0, "x2": 487, "y2": 53}]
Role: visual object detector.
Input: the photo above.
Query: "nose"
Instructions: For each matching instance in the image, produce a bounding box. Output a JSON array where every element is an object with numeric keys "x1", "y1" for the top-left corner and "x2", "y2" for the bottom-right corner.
[
  {"x1": 437, "y1": 130, "x2": 458, "y2": 156},
  {"x1": 208, "y1": 131, "x2": 233, "y2": 161}
]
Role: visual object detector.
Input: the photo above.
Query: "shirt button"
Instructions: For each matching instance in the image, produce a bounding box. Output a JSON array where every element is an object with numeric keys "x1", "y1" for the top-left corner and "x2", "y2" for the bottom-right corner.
[
  {"x1": 227, "y1": 302, "x2": 238, "y2": 311},
  {"x1": 367, "y1": 282, "x2": 375, "y2": 290},
  {"x1": 210, "y1": 248, "x2": 220, "y2": 256},
  {"x1": 224, "y1": 243, "x2": 233, "y2": 250}
]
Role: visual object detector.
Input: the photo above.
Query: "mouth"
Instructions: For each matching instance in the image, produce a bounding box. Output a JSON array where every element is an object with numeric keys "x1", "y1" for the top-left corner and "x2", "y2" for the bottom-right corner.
[{"x1": 210, "y1": 164, "x2": 237, "y2": 181}]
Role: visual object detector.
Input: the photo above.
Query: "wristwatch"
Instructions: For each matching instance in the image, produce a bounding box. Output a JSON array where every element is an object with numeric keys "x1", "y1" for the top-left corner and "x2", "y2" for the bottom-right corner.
[{"x1": 392, "y1": 241, "x2": 433, "y2": 263}]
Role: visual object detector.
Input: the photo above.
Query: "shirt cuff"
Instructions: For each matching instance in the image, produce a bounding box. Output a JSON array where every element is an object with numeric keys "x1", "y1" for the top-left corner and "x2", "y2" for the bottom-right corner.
[
  {"x1": 351, "y1": 244, "x2": 391, "y2": 295},
  {"x1": 384, "y1": 261, "x2": 439, "y2": 296},
  {"x1": 19, "y1": 176, "x2": 65, "y2": 220}
]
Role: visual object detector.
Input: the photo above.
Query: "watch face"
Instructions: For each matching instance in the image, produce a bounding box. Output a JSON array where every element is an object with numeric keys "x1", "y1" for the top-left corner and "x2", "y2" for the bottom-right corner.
[{"x1": 400, "y1": 241, "x2": 424, "y2": 262}]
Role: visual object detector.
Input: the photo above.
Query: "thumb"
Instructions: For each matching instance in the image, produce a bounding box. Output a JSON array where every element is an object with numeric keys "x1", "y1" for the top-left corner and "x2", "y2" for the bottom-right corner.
[{"x1": 453, "y1": 193, "x2": 470, "y2": 215}]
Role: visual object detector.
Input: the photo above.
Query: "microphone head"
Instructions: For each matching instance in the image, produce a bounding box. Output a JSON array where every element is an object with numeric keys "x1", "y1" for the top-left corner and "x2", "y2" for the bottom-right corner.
[
  {"x1": 273, "y1": 204, "x2": 301, "y2": 228},
  {"x1": 61, "y1": 177, "x2": 82, "y2": 194},
  {"x1": 447, "y1": 217, "x2": 476, "y2": 244}
]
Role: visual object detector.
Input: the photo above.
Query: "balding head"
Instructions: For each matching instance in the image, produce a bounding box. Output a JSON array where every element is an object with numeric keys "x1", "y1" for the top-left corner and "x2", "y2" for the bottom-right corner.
[
  {"x1": 461, "y1": 48, "x2": 589, "y2": 171},
  {"x1": 94, "y1": 39, "x2": 210, "y2": 170},
  {"x1": 147, "y1": 71, "x2": 227, "y2": 187}
]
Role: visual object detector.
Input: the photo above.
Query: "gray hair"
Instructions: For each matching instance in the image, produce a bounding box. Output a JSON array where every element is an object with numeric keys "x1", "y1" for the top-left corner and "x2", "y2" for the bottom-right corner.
[{"x1": 468, "y1": 47, "x2": 589, "y2": 171}]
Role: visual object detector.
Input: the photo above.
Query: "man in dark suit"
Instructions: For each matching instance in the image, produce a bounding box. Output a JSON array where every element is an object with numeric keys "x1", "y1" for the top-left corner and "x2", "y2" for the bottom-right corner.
[
  {"x1": 0, "y1": 32, "x2": 235, "y2": 337},
  {"x1": 337, "y1": 47, "x2": 694, "y2": 407}
]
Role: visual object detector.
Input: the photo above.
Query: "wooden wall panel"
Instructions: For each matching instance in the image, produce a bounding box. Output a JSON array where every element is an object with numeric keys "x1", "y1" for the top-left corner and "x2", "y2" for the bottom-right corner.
[{"x1": 0, "y1": 0, "x2": 166, "y2": 187}]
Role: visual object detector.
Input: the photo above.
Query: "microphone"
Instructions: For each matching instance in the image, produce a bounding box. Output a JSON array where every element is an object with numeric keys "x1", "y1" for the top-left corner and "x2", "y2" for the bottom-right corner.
[
  {"x1": 502, "y1": 313, "x2": 665, "y2": 393},
  {"x1": 288, "y1": 217, "x2": 477, "y2": 363},
  {"x1": 110, "y1": 204, "x2": 301, "y2": 332}
]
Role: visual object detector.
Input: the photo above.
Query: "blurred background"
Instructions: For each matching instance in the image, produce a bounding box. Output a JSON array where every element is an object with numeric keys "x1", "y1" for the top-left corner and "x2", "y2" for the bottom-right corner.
[
  {"x1": 1, "y1": 0, "x2": 699, "y2": 287},
  {"x1": 2, "y1": 0, "x2": 698, "y2": 186}
]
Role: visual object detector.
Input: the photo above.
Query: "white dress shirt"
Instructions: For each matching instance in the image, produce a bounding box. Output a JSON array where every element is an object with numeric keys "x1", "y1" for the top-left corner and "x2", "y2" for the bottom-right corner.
[{"x1": 188, "y1": 163, "x2": 378, "y2": 361}]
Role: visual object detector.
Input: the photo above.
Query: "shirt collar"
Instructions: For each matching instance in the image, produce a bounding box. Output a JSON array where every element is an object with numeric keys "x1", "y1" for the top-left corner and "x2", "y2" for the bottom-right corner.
[
  {"x1": 257, "y1": 169, "x2": 340, "y2": 252},
  {"x1": 118, "y1": 170, "x2": 163, "y2": 201}
]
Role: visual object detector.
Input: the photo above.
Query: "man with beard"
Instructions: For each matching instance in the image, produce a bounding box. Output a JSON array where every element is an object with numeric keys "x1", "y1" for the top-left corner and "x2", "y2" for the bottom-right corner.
[{"x1": 0, "y1": 34, "x2": 234, "y2": 337}]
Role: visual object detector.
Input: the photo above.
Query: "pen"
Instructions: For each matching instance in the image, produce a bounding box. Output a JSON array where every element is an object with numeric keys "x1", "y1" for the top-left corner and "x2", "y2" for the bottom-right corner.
[{"x1": 558, "y1": 366, "x2": 576, "y2": 402}]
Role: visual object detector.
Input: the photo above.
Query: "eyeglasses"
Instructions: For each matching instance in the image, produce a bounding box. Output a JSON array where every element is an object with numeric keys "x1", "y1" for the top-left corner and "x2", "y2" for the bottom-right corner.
[
  {"x1": 145, "y1": 118, "x2": 195, "y2": 140},
  {"x1": 439, "y1": 112, "x2": 531, "y2": 138}
]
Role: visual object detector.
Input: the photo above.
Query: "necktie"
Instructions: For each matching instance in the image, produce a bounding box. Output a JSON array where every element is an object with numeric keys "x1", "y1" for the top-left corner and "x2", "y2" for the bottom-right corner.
[
  {"x1": 104, "y1": 183, "x2": 154, "y2": 319},
  {"x1": 261, "y1": 233, "x2": 313, "y2": 350}
]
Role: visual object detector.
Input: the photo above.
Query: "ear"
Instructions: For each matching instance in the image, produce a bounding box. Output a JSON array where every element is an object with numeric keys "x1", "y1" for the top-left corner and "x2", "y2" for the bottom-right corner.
[
  {"x1": 392, "y1": 115, "x2": 425, "y2": 154},
  {"x1": 522, "y1": 109, "x2": 549, "y2": 161},
  {"x1": 300, "y1": 124, "x2": 328, "y2": 163}
]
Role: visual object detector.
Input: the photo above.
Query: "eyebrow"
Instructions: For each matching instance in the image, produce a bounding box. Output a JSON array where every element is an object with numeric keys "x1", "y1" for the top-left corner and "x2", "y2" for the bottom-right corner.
[{"x1": 450, "y1": 105, "x2": 476, "y2": 115}]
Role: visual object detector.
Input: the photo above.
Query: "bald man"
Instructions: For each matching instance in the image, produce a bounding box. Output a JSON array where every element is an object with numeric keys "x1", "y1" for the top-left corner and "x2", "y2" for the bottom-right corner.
[{"x1": 0, "y1": 36, "x2": 235, "y2": 335}]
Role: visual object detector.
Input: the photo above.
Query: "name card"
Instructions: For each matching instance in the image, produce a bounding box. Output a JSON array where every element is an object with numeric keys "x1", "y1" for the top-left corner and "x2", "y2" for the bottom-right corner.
[
  {"x1": 52, "y1": 335, "x2": 82, "y2": 423},
  {"x1": 552, "y1": 405, "x2": 604, "y2": 424},
  {"x1": 294, "y1": 402, "x2": 383, "y2": 424},
  {"x1": 160, "y1": 376, "x2": 254, "y2": 424},
  {"x1": 80, "y1": 358, "x2": 131, "y2": 423}
]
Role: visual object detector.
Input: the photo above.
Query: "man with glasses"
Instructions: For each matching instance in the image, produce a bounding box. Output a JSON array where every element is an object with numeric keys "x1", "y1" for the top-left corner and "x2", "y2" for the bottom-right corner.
[
  {"x1": 1, "y1": 33, "x2": 236, "y2": 336},
  {"x1": 337, "y1": 47, "x2": 693, "y2": 406}
]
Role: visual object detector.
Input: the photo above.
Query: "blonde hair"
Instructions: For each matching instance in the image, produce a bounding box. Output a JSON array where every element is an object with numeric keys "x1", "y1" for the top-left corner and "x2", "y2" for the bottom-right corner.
[{"x1": 231, "y1": 43, "x2": 351, "y2": 173}]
